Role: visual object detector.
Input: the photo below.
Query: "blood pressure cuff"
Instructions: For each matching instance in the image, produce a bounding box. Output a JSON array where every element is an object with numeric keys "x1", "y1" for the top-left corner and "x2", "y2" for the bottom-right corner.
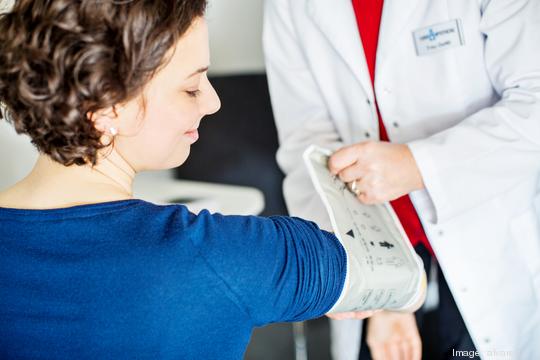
[{"x1": 304, "y1": 145, "x2": 426, "y2": 313}]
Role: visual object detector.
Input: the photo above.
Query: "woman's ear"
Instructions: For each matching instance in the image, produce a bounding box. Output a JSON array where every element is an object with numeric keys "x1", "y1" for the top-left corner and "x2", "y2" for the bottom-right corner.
[{"x1": 87, "y1": 107, "x2": 120, "y2": 136}]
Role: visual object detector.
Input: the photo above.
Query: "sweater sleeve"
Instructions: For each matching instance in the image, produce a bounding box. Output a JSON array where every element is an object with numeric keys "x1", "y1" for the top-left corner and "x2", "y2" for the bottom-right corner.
[{"x1": 188, "y1": 211, "x2": 347, "y2": 326}]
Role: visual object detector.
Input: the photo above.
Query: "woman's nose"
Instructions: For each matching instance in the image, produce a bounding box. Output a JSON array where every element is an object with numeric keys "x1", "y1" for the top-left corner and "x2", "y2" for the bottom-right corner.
[{"x1": 202, "y1": 82, "x2": 221, "y2": 116}]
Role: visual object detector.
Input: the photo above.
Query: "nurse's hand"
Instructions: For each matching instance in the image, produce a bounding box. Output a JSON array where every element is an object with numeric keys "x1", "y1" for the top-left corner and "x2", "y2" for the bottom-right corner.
[
  {"x1": 366, "y1": 311, "x2": 422, "y2": 360},
  {"x1": 326, "y1": 309, "x2": 381, "y2": 320},
  {"x1": 328, "y1": 141, "x2": 424, "y2": 204}
]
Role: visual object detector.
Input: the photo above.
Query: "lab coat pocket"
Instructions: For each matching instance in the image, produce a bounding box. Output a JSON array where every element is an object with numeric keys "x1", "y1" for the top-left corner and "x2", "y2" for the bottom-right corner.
[{"x1": 509, "y1": 208, "x2": 540, "y2": 291}]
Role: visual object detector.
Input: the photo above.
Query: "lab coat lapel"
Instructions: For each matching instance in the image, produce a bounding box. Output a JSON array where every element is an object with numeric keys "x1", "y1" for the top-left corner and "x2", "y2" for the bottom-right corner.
[
  {"x1": 376, "y1": 0, "x2": 423, "y2": 70},
  {"x1": 308, "y1": 0, "x2": 374, "y2": 100}
]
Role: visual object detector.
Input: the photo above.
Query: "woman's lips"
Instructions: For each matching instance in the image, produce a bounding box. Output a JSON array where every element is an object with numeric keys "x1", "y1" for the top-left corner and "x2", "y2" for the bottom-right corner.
[{"x1": 184, "y1": 129, "x2": 199, "y2": 142}]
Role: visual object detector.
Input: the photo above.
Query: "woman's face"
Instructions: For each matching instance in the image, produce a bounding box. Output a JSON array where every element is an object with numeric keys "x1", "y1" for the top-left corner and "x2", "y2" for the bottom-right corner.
[{"x1": 107, "y1": 17, "x2": 221, "y2": 172}]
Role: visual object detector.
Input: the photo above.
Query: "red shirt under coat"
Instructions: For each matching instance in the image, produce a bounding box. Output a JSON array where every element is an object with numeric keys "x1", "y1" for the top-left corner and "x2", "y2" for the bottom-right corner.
[{"x1": 352, "y1": 0, "x2": 435, "y2": 256}]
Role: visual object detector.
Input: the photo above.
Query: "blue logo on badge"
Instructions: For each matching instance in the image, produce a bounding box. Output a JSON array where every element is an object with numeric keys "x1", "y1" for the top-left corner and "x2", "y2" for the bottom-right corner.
[{"x1": 427, "y1": 29, "x2": 437, "y2": 41}]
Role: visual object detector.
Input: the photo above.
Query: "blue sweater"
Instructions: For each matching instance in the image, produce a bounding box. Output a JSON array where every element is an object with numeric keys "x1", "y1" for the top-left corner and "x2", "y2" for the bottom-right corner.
[{"x1": 0, "y1": 199, "x2": 346, "y2": 359}]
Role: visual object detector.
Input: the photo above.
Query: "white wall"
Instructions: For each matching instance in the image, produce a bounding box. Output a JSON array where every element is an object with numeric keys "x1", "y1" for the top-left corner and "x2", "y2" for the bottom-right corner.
[
  {"x1": 0, "y1": 0, "x2": 38, "y2": 191},
  {"x1": 0, "y1": 0, "x2": 12, "y2": 13},
  {"x1": 206, "y1": 0, "x2": 266, "y2": 75},
  {"x1": 0, "y1": 120, "x2": 38, "y2": 191}
]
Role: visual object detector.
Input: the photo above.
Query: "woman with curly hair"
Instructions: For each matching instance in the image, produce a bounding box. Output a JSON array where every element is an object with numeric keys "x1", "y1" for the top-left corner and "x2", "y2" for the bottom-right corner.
[{"x1": 0, "y1": 1, "x2": 425, "y2": 359}]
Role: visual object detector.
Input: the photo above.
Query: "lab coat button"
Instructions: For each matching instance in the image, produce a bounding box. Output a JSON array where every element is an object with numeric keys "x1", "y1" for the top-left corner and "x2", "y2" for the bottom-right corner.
[
  {"x1": 461, "y1": 287, "x2": 468, "y2": 293},
  {"x1": 392, "y1": 122, "x2": 399, "y2": 128},
  {"x1": 438, "y1": 230, "x2": 444, "y2": 237},
  {"x1": 366, "y1": 99, "x2": 371, "y2": 105},
  {"x1": 484, "y1": 338, "x2": 491, "y2": 344},
  {"x1": 365, "y1": 132, "x2": 371, "y2": 138}
]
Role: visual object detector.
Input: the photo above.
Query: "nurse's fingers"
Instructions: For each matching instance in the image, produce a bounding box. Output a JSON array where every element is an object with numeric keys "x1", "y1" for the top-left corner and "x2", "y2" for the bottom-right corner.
[
  {"x1": 410, "y1": 337, "x2": 422, "y2": 360},
  {"x1": 400, "y1": 340, "x2": 413, "y2": 360},
  {"x1": 369, "y1": 345, "x2": 388, "y2": 360},
  {"x1": 326, "y1": 310, "x2": 378, "y2": 320},
  {"x1": 328, "y1": 145, "x2": 362, "y2": 174},
  {"x1": 388, "y1": 343, "x2": 404, "y2": 360},
  {"x1": 347, "y1": 310, "x2": 378, "y2": 319},
  {"x1": 353, "y1": 178, "x2": 379, "y2": 205},
  {"x1": 337, "y1": 163, "x2": 365, "y2": 183}
]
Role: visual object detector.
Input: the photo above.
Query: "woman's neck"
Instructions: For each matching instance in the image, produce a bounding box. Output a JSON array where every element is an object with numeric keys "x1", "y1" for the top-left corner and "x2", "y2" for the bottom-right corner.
[{"x1": 0, "y1": 149, "x2": 137, "y2": 209}]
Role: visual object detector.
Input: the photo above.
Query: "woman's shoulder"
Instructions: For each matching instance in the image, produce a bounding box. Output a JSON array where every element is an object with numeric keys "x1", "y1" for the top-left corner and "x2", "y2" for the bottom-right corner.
[{"x1": 0, "y1": 184, "x2": 29, "y2": 209}]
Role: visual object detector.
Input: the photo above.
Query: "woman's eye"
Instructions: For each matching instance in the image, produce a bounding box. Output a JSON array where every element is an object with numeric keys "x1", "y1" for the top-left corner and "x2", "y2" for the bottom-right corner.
[{"x1": 186, "y1": 90, "x2": 201, "y2": 98}]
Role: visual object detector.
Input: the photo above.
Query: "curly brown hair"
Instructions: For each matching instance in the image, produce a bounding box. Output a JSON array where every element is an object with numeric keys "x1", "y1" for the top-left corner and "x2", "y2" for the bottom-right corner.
[{"x1": 0, "y1": 0, "x2": 207, "y2": 166}]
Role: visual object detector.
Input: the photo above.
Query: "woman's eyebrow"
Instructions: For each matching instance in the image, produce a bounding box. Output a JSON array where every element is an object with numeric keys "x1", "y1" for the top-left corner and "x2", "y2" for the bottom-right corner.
[{"x1": 186, "y1": 66, "x2": 209, "y2": 79}]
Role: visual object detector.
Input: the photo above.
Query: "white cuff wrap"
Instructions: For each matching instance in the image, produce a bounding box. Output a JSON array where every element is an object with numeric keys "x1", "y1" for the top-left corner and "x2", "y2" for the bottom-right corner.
[{"x1": 304, "y1": 146, "x2": 427, "y2": 314}]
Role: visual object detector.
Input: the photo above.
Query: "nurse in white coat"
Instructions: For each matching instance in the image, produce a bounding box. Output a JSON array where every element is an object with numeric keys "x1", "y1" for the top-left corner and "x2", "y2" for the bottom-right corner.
[{"x1": 263, "y1": 0, "x2": 540, "y2": 359}]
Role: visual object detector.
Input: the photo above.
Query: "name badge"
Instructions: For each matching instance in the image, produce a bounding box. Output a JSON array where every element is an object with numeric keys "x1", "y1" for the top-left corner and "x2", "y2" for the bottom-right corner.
[{"x1": 412, "y1": 19, "x2": 465, "y2": 56}]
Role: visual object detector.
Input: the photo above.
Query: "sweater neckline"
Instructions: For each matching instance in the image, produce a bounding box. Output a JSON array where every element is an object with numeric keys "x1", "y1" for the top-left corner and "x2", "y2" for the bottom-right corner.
[{"x1": 0, "y1": 199, "x2": 146, "y2": 220}]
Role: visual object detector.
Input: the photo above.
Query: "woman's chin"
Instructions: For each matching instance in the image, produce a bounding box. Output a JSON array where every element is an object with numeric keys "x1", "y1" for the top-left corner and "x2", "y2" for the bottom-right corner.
[
  {"x1": 170, "y1": 148, "x2": 191, "y2": 169},
  {"x1": 135, "y1": 152, "x2": 190, "y2": 172}
]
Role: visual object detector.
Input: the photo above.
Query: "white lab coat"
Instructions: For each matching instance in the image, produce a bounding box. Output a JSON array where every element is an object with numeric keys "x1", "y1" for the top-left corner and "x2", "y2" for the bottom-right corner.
[{"x1": 263, "y1": 0, "x2": 540, "y2": 358}]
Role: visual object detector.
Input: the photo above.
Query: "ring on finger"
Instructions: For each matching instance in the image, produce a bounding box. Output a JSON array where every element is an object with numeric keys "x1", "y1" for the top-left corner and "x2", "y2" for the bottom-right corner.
[{"x1": 348, "y1": 179, "x2": 361, "y2": 196}]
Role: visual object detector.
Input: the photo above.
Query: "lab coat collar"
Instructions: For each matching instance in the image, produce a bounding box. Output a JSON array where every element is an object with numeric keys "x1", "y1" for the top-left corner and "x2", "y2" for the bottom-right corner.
[
  {"x1": 377, "y1": 0, "x2": 423, "y2": 70},
  {"x1": 307, "y1": 0, "x2": 374, "y2": 101},
  {"x1": 308, "y1": 0, "x2": 422, "y2": 96}
]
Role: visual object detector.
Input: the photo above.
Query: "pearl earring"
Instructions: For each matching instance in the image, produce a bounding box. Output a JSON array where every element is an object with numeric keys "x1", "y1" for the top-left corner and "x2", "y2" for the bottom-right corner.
[{"x1": 110, "y1": 127, "x2": 118, "y2": 136}]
